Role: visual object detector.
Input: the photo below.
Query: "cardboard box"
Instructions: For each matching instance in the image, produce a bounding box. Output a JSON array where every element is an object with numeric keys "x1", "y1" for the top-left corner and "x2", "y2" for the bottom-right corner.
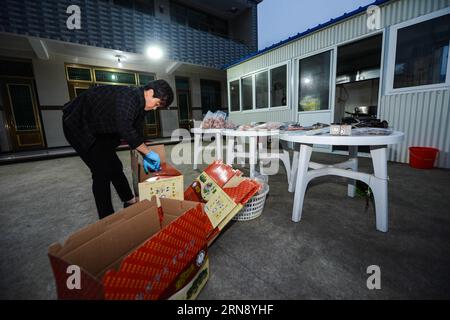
[
  {"x1": 48, "y1": 197, "x2": 211, "y2": 300},
  {"x1": 131, "y1": 145, "x2": 184, "y2": 201},
  {"x1": 184, "y1": 161, "x2": 261, "y2": 245}
]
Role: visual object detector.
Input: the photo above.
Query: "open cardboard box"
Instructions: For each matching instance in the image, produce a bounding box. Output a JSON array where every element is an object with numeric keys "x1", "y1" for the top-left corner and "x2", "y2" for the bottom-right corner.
[
  {"x1": 48, "y1": 197, "x2": 211, "y2": 300},
  {"x1": 184, "y1": 161, "x2": 261, "y2": 245},
  {"x1": 131, "y1": 145, "x2": 184, "y2": 201}
]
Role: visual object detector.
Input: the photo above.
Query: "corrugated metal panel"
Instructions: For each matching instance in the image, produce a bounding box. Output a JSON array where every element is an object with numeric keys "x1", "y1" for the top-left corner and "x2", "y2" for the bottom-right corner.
[
  {"x1": 379, "y1": 90, "x2": 450, "y2": 168},
  {"x1": 228, "y1": 0, "x2": 450, "y2": 77},
  {"x1": 227, "y1": 0, "x2": 450, "y2": 168},
  {"x1": 224, "y1": 0, "x2": 393, "y2": 69}
]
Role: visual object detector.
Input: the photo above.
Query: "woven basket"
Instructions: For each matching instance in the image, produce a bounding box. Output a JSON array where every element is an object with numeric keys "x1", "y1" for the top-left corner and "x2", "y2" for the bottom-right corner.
[{"x1": 232, "y1": 184, "x2": 269, "y2": 221}]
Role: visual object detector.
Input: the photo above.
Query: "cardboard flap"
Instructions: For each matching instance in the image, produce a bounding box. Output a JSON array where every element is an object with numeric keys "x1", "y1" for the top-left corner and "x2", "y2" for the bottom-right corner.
[
  {"x1": 159, "y1": 197, "x2": 201, "y2": 216},
  {"x1": 61, "y1": 206, "x2": 161, "y2": 279},
  {"x1": 161, "y1": 214, "x2": 180, "y2": 228},
  {"x1": 160, "y1": 201, "x2": 205, "y2": 228},
  {"x1": 53, "y1": 200, "x2": 153, "y2": 257},
  {"x1": 138, "y1": 165, "x2": 182, "y2": 184},
  {"x1": 48, "y1": 243, "x2": 63, "y2": 256},
  {"x1": 148, "y1": 196, "x2": 158, "y2": 207},
  {"x1": 131, "y1": 145, "x2": 174, "y2": 183},
  {"x1": 48, "y1": 253, "x2": 104, "y2": 300}
]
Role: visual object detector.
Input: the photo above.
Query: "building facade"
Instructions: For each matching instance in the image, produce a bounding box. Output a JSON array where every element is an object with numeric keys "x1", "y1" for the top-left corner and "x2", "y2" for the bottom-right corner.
[
  {"x1": 226, "y1": 0, "x2": 450, "y2": 168},
  {"x1": 0, "y1": 0, "x2": 261, "y2": 152}
]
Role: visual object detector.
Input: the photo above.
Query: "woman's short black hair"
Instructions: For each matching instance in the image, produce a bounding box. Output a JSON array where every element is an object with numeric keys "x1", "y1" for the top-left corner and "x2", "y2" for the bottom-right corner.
[{"x1": 143, "y1": 79, "x2": 174, "y2": 107}]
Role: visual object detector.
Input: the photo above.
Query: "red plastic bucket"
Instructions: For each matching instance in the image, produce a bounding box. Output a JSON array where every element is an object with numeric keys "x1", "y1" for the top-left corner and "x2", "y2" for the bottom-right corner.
[{"x1": 409, "y1": 147, "x2": 439, "y2": 169}]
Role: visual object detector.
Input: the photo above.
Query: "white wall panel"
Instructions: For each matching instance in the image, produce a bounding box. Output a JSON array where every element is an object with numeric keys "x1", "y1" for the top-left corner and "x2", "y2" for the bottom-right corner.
[{"x1": 380, "y1": 90, "x2": 450, "y2": 168}]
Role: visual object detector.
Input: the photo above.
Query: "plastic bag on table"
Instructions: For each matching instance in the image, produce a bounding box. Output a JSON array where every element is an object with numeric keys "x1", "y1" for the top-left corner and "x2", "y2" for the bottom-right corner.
[
  {"x1": 201, "y1": 111, "x2": 215, "y2": 129},
  {"x1": 211, "y1": 110, "x2": 227, "y2": 128},
  {"x1": 280, "y1": 122, "x2": 303, "y2": 131},
  {"x1": 253, "y1": 121, "x2": 283, "y2": 130},
  {"x1": 225, "y1": 119, "x2": 237, "y2": 129},
  {"x1": 237, "y1": 124, "x2": 254, "y2": 131}
]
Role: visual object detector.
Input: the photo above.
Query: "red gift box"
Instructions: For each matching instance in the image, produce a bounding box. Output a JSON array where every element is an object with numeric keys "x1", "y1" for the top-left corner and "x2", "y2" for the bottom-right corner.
[
  {"x1": 184, "y1": 161, "x2": 260, "y2": 245},
  {"x1": 48, "y1": 197, "x2": 211, "y2": 300}
]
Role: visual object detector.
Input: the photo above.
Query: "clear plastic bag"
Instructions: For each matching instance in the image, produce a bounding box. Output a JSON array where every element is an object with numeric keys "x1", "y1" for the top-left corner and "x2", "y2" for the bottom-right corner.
[
  {"x1": 225, "y1": 120, "x2": 236, "y2": 129},
  {"x1": 201, "y1": 111, "x2": 215, "y2": 129},
  {"x1": 200, "y1": 110, "x2": 228, "y2": 129},
  {"x1": 212, "y1": 110, "x2": 227, "y2": 128}
]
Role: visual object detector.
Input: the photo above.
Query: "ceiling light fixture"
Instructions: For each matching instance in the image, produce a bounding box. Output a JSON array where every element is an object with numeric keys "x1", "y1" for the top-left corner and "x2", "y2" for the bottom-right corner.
[
  {"x1": 146, "y1": 46, "x2": 163, "y2": 60},
  {"x1": 302, "y1": 77, "x2": 312, "y2": 85},
  {"x1": 115, "y1": 54, "x2": 124, "y2": 68}
]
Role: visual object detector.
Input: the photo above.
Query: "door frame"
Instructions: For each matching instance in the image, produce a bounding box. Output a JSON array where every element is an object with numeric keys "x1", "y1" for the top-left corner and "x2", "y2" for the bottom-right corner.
[
  {"x1": 0, "y1": 77, "x2": 46, "y2": 151},
  {"x1": 175, "y1": 76, "x2": 193, "y2": 130}
]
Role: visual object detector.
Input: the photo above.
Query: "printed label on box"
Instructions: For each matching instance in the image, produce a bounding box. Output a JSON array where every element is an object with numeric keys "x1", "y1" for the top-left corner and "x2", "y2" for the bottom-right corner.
[
  {"x1": 203, "y1": 187, "x2": 237, "y2": 228},
  {"x1": 139, "y1": 176, "x2": 184, "y2": 201},
  {"x1": 168, "y1": 258, "x2": 209, "y2": 300},
  {"x1": 198, "y1": 173, "x2": 220, "y2": 202}
]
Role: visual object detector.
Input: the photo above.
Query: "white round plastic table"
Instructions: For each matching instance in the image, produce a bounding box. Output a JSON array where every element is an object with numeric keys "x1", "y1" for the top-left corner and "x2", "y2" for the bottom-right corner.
[
  {"x1": 191, "y1": 128, "x2": 224, "y2": 170},
  {"x1": 279, "y1": 131, "x2": 404, "y2": 232},
  {"x1": 222, "y1": 129, "x2": 289, "y2": 178}
]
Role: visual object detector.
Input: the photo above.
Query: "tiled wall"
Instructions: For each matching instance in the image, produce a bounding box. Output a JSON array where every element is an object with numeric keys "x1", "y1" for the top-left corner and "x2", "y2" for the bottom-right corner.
[{"x1": 0, "y1": 0, "x2": 253, "y2": 68}]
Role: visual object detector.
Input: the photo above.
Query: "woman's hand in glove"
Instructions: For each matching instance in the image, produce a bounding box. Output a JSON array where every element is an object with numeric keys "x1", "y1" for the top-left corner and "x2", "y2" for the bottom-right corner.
[{"x1": 143, "y1": 150, "x2": 161, "y2": 173}]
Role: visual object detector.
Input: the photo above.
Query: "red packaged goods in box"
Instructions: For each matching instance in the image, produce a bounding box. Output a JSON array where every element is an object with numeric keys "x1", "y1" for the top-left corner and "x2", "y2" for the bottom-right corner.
[
  {"x1": 48, "y1": 197, "x2": 211, "y2": 300},
  {"x1": 184, "y1": 161, "x2": 260, "y2": 245}
]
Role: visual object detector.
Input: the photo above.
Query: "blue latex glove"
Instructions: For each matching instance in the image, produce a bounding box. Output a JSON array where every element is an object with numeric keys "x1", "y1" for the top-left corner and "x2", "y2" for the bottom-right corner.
[{"x1": 143, "y1": 151, "x2": 161, "y2": 173}]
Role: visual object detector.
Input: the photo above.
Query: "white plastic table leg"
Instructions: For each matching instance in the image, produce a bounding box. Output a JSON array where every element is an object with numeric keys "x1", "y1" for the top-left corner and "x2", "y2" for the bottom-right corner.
[
  {"x1": 258, "y1": 136, "x2": 271, "y2": 165},
  {"x1": 215, "y1": 132, "x2": 223, "y2": 161},
  {"x1": 237, "y1": 136, "x2": 246, "y2": 165},
  {"x1": 249, "y1": 136, "x2": 257, "y2": 178},
  {"x1": 193, "y1": 133, "x2": 202, "y2": 170},
  {"x1": 226, "y1": 136, "x2": 235, "y2": 165},
  {"x1": 281, "y1": 150, "x2": 291, "y2": 185},
  {"x1": 347, "y1": 146, "x2": 358, "y2": 198},
  {"x1": 369, "y1": 146, "x2": 389, "y2": 232},
  {"x1": 292, "y1": 144, "x2": 313, "y2": 222},
  {"x1": 288, "y1": 150, "x2": 299, "y2": 193}
]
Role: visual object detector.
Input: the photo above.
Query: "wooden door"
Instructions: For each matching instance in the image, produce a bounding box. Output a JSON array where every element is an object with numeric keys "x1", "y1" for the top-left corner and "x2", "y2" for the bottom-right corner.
[{"x1": 1, "y1": 78, "x2": 45, "y2": 150}]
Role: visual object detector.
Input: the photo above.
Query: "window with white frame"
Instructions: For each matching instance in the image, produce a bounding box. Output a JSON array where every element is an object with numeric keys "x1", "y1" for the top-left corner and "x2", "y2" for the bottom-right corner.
[
  {"x1": 255, "y1": 71, "x2": 268, "y2": 109},
  {"x1": 229, "y1": 80, "x2": 240, "y2": 112},
  {"x1": 298, "y1": 51, "x2": 331, "y2": 112},
  {"x1": 241, "y1": 75, "x2": 253, "y2": 110},
  {"x1": 229, "y1": 63, "x2": 288, "y2": 112},
  {"x1": 270, "y1": 65, "x2": 287, "y2": 107},
  {"x1": 391, "y1": 11, "x2": 450, "y2": 90}
]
